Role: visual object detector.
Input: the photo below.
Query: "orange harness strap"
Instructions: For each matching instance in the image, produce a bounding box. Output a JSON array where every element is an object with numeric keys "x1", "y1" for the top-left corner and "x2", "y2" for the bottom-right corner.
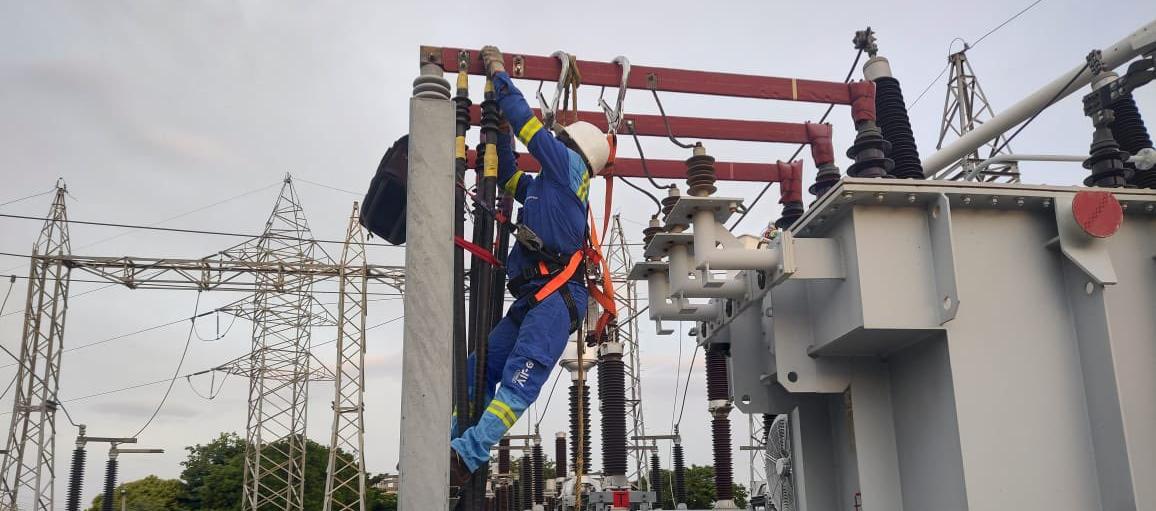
[{"x1": 532, "y1": 250, "x2": 585, "y2": 304}]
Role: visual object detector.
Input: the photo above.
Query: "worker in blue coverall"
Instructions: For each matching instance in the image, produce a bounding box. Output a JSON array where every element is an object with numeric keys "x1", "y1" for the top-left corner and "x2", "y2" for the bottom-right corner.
[{"x1": 450, "y1": 45, "x2": 612, "y2": 485}]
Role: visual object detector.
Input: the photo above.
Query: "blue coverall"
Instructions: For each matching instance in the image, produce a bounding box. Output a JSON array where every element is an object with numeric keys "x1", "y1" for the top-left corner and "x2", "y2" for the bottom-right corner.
[{"x1": 450, "y1": 71, "x2": 592, "y2": 472}]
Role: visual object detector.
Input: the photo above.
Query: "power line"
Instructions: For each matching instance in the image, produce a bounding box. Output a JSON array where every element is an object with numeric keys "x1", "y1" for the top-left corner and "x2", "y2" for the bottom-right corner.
[
  {"x1": 972, "y1": 0, "x2": 1045, "y2": 48},
  {"x1": 296, "y1": 177, "x2": 363, "y2": 197},
  {"x1": 0, "y1": 213, "x2": 403, "y2": 248},
  {"x1": 0, "y1": 188, "x2": 56, "y2": 209},
  {"x1": 0, "y1": 272, "x2": 403, "y2": 298},
  {"x1": 131, "y1": 291, "x2": 201, "y2": 438},
  {"x1": 728, "y1": 48, "x2": 864, "y2": 231}
]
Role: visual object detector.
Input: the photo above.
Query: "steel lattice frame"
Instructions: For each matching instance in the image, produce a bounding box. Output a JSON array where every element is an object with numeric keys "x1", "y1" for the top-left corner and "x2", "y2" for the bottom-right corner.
[
  {"x1": 323, "y1": 204, "x2": 369, "y2": 511},
  {"x1": 0, "y1": 184, "x2": 70, "y2": 511},
  {"x1": 605, "y1": 215, "x2": 647, "y2": 485},
  {"x1": 933, "y1": 51, "x2": 1019, "y2": 182},
  {"x1": 230, "y1": 178, "x2": 321, "y2": 511}
]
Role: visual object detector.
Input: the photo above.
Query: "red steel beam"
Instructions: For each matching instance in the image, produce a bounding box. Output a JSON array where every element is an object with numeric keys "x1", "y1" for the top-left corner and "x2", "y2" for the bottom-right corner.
[
  {"x1": 465, "y1": 150, "x2": 790, "y2": 182},
  {"x1": 467, "y1": 105, "x2": 810, "y2": 144},
  {"x1": 427, "y1": 46, "x2": 852, "y2": 105}
]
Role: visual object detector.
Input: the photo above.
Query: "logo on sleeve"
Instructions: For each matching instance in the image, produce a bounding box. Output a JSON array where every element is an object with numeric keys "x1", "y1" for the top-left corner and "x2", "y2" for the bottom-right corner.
[{"x1": 512, "y1": 360, "x2": 534, "y2": 387}]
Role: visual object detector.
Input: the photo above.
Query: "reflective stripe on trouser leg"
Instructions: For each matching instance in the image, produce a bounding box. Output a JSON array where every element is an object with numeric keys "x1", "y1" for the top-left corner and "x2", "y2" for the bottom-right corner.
[
  {"x1": 452, "y1": 305, "x2": 523, "y2": 438},
  {"x1": 451, "y1": 290, "x2": 585, "y2": 471}
]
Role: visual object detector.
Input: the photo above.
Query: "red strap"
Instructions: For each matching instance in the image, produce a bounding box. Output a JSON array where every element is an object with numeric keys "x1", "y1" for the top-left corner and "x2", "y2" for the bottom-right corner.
[
  {"x1": 533, "y1": 250, "x2": 585, "y2": 303},
  {"x1": 454, "y1": 236, "x2": 502, "y2": 268}
]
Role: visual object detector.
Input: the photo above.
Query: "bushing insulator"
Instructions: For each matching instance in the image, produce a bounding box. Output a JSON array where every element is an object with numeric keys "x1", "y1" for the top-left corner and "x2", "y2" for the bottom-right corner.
[
  {"x1": 873, "y1": 76, "x2": 925, "y2": 179},
  {"x1": 685, "y1": 147, "x2": 718, "y2": 197},
  {"x1": 520, "y1": 454, "x2": 533, "y2": 510},
  {"x1": 498, "y1": 437, "x2": 511, "y2": 475},
  {"x1": 775, "y1": 201, "x2": 805, "y2": 229},
  {"x1": 705, "y1": 348, "x2": 729, "y2": 402},
  {"x1": 809, "y1": 162, "x2": 843, "y2": 198},
  {"x1": 555, "y1": 433, "x2": 567, "y2": 478},
  {"x1": 1083, "y1": 127, "x2": 1131, "y2": 187},
  {"x1": 846, "y1": 123, "x2": 894, "y2": 178},
  {"x1": 101, "y1": 458, "x2": 118, "y2": 511},
  {"x1": 532, "y1": 442, "x2": 545, "y2": 504},
  {"x1": 673, "y1": 442, "x2": 687, "y2": 505},
  {"x1": 569, "y1": 382, "x2": 592, "y2": 473},
  {"x1": 598, "y1": 348, "x2": 629, "y2": 478},
  {"x1": 65, "y1": 447, "x2": 86, "y2": 511},
  {"x1": 650, "y1": 452, "x2": 664, "y2": 501},
  {"x1": 454, "y1": 96, "x2": 473, "y2": 133},
  {"x1": 1110, "y1": 93, "x2": 1156, "y2": 188},
  {"x1": 712, "y1": 417, "x2": 735, "y2": 501}
]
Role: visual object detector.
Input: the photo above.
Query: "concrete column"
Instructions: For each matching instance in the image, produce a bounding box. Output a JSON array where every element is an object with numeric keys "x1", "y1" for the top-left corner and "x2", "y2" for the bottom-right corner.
[{"x1": 398, "y1": 63, "x2": 455, "y2": 511}]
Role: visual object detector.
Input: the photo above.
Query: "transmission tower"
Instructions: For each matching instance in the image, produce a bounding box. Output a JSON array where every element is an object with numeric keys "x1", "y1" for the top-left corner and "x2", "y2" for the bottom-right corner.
[
  {"x1": 227, "y1": 176, "x2": 323, "y2": 511},
  {"x1": 932, "y1": 49, "x2": 1019, "y2": 181},
  {"x1": 323, "y1": 204, "x2": 369, "y2": 511},
  {"x1": 605, "y1": 215, "x2": 647, "y2": 484},
  {"x1": 0, "y1": 181, "x2": 71, "y2": 511}
]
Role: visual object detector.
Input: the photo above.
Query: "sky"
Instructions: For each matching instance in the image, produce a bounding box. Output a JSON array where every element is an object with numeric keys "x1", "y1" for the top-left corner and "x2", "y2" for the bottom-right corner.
[{"x1": 0, "y1": 0, "x2": 1154, "y2": 507}]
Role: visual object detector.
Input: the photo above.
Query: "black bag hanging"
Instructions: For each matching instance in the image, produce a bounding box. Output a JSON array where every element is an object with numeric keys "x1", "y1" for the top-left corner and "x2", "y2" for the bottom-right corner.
[{"x1": 361, "y1": 135, "x2": 409, "y2": 245}]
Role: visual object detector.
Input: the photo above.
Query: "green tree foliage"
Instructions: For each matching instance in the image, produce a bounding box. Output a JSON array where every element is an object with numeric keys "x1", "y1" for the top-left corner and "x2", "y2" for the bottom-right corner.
[
  {"x1": 86, "y1": 475, "x2": 187, "y2": 511},
  {"x1": 648, "y1": 465, "x2": 746, "y2": 509}
]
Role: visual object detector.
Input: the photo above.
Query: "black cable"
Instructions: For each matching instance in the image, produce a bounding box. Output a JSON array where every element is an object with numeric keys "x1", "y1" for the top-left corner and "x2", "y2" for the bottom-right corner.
[
  {"x1": 626, "y1": 123, "x2": 676, "y2": 191},
  {"x1": 674, "y1": 344, "x2": 700, "y2": 428},
  {"x1": 534, "y1": 368, "x2": 564, "y2": 428},
  {"x1": 989, "y1": 62, "x2": 1090, "y2": 157},
  {"x1": 651, "y1": 90, "x2": 696, "y2": 149},
  {"x1": 0, "y1": 188, "x2": 56, "y2": 208},
  {"x1": 972, "y1": 0, "x2": 1045, "y2": 48},
  {"x1": 729, "y1": 48, "x2": 864, "y2": 231},
  {"x1": 130, "y1": 291, "x2": 201, "y2": 438}
]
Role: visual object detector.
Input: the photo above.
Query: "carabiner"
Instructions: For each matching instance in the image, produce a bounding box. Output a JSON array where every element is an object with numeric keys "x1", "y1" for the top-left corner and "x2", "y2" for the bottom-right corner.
[
  {"x1": 598, "y1": 56, "x2": 631, "y2": 135},
  {"x1": 537, "y1": 50, "x2": 571, "y2": 131}
]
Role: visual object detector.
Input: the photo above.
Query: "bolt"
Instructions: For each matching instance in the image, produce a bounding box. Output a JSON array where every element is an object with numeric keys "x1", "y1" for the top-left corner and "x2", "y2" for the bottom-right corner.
[
  {"x1": 1121, "y1": 202, "x2": 1129, "y2": 210},
  {"x1": 1042, "y1": 198, "x2": 1052, "y2": 208},
  {"x1": 906, "y1": 193, "x2": 916, "y2": 203},
  {"x1": 842, "y1": 191, "x2": 854, "y2": 201},
  {"x1": 962, "y1": 195, "x2": 972, "y2": 205},
  {"x1": 1145, "y1": 204, "x2": 1155, "y2": 213},
  {"x1": 874, "y1": 192, "x2": 885, "y2": 202},
  {"x1": 990, "y1": 196, "x2": 999, "y2": 206},
  {"x1": 1015, "y1": 197, "x2": 1025, "y2": 207}
]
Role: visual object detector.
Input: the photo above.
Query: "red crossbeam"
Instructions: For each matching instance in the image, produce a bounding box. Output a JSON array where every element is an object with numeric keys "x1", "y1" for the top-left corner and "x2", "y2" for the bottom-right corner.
[
  {"x1": 467, "y1": 105, "x2": 810, "y2": 144},
  {"x1": 429, "y1": 46, "x2": 852, "y2": 105},
  {"x1": 465, "y1": 150, "x2": 791, "y2": 182}
]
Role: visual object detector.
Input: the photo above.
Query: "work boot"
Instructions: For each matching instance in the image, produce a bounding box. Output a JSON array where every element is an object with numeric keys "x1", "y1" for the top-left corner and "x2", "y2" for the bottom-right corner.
[{"x1": 450, "y1": 449, "x2": 473, "y2": 487}]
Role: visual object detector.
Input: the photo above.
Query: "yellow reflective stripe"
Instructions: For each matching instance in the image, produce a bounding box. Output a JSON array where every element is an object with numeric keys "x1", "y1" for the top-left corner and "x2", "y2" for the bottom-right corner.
[
  {"x1": 483, "y1": 143, "x2": 498, "y2": 177},
  {"x1": 486, "y1": 401, "x2": 518, "y2": 428},
  {"x1": 576, "y1": 172, "x2": 590, "y2": 201},
  {"x1": 504, "y1": 170, "x2": 525, "y2": 196},
  {"x1": 518, "y1": 117, "x2": 543, "y2": 145},
  {"x1": 455, "y1": 136, "x2": 466, "y2": 159}
]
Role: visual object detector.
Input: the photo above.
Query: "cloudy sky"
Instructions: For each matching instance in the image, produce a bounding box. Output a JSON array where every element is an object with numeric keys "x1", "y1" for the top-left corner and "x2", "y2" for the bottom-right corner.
[{"x1": 1, "y1": 0, "x2": 1153, "y2": 507}]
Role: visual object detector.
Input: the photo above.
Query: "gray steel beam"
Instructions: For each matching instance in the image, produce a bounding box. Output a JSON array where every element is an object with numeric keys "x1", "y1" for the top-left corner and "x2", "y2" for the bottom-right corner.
[
  {"x1": 923, "y1": 19, "x2": 1156, "y2": 176},
  {"x1": 398, "y1": 63, "x2": 455, "y2": 511}
]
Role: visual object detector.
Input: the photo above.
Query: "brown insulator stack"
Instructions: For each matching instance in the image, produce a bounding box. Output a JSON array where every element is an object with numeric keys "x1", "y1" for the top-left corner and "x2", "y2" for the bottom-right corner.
[
  {"x1": 498, "y1": 437, "x2": 511, "y2": 476},
  {"x1": 555, "y1": 432, "x2": 567, "y2": 478},
  {"x1": 705, "y1": 347, "x2": 734, "y2": 502},
  {"x1": 532, "y1": 441, "x2": 545, "y2": 505},
  {"x1": 598, "y1": 343, "x2": 628, "y2": 483},
  {"x1": 685, "y1": 143, "x2": 717, "y2": 197}
]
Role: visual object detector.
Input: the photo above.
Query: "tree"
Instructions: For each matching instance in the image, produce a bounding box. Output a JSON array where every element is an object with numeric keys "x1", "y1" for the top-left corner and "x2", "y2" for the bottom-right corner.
[
  {"x1": 87, "y1": 475, "x2": 188, "y2": 511},
  {"x1": 650, "y1": 465, "x2": 747, "y2": 509}
]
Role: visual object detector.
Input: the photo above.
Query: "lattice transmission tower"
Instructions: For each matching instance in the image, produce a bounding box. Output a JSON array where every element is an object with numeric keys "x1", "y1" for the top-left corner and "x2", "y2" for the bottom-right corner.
[
  {"x1": 932, "y1": 49, "x2": 1019, "y2": 181},
  {"x1": 605, "y1": 215, "x2": 647, "y2": 484},
  {"x1": 323, "y1": 203, "x2": 369, "y2": 511},
  {"x1": 0, "y1": 181, "x2": 71, "y2": 511}
]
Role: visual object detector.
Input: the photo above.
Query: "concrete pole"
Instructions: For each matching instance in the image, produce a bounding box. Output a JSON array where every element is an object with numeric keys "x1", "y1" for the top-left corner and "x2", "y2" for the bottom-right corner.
[
  {"x1": 923, "y1": 19, "x2": 1156, "y2": 176},
  {"x1": 398, "y1": 62, "x2": 455, "y2": 511}
]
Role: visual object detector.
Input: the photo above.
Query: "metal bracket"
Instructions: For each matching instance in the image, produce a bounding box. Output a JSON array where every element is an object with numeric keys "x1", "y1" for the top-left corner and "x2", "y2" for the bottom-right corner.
[
  {"x1": 770, "y1": 231, "x2": 844, "y2": 286},
  {"x1": 512, "y1": 55, "x2": 525, "y2": 77},
  {"x1": 1053, "y1": 195, "x2": 1118, "y2": 285},
  {"x1": 927, "y1": 193, "x2": 961, "y2": 324}
]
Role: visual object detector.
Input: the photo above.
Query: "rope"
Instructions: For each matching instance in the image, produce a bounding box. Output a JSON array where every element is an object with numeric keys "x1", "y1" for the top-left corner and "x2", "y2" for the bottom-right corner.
[
  {"x1": 573, "y1": 333, "x2": 587, "y2": 509},
  {"x1": 561, "y1": 55, "x2": 582, "y2": 125}
]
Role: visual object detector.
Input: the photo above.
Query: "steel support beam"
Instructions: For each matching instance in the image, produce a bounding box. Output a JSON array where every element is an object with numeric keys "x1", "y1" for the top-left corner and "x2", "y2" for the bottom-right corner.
[
  {"x1": 430, "y1": 46, "x2": 853, "y2": 104},
  {"x1": 398, "y1": 63, "x2": 455, "y2": 511},
  {"x1": 466, "y1": 150, "x2": 797, "y2": 183}
]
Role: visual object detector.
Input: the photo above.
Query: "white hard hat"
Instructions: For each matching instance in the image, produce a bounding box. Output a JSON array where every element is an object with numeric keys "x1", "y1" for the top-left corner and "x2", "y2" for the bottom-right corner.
[{"x1": 557, "y1": 121, "x2": 611, "y2": 175}]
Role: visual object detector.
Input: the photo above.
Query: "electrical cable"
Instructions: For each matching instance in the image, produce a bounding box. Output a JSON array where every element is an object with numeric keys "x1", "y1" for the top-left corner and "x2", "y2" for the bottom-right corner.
[
  {"x1": 130, "y1": 291, "x2": 201, "y2": 438},
  {"x1": 669, "y1": 323, "x2": 683, "y2": 432},
  {"x1": 295, "y1": 177, "x2": 362, "y2": 196},
  {"x1": 192, "y1": 310, "x2": 239, "y2": 342},
  {"x1": 0, "y1": 188, "x2": 56, "y2": 209},
  {"x1": 186, "y1": 370, "x2": 230, "y2": 400},
  {"x1": 0, "y1": 271, "x2": 404, "y2": 299},
  {"x1": 625, "y1": 123, "x2": 675, "y2": 192},
  {"x1": 534, "y1": 368, "x2": 564, "y2": 428},
  {"x1": 650, "y1": 90, "x2": 696, "y2": 149},
  {"x1": 674, "y1": 344, "x2": 700, "y2": 428},
  {"x1": 988, "y1": 62, "x2": 1090, "y2": 158},
  {"x1": 728, "y1": 48, "x2": 864, "y2": 231},
  {"x1": 971, "y1": 0, "x2": 1045, "y2": 48}
]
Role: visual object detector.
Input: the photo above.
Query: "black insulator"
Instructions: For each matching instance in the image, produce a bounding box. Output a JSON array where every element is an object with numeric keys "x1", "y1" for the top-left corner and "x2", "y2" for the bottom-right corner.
[
  {"x1": 519, "y1": 455, "x2": 533, "y2": 510},
  {"x1": 101, "y1": 458, "x2": 118, "y2": 511},
  {"x1": 642, "y1": 223, "x2": 664, "y2": 245},
  {"x1": 532, "y1": 442, "x2": 545, "y2": 504},
  {"x1": 873, "y1": 76, "x2": 925, "y2": 179},
  {"x1": 454, "y1": 96, "x2": 473, "y2": 135},
  {"x1": 1083, "y1": 127, "x2": 1131, "y2": 188},
  {"x1": 598, "y1": 349, "x2": 629, "y2": 478},
  {"x1": 705, "y1": 348, "x2": 729, "y2": 402},
  {"x1": 511, "y1": 481, "x2": 522, "y2": 511},
  {"x1": 809, "y1": 163, "x2": 842, "y2": 198},
  {"x1": 712, "y1": 417, "x2": 735, "y2": 501},
  {"x1": 480, "y1": 98, "x2": 501, "y2": 138},
  {"x1": 650, "y1": 452, "x2": 664, "y2": 501},
  {"x1": 673, "y1": 443, "x2": 687, "y2": 505},
  {"x1": 775, "y1": 201, "x2": 805, "y2": 229},
  {"x1": 569, "y1": 382, "x2": 592, "y2": 473},
  {"x1": 660, "y1": 193, "x2": 680, "y2": 218},
  {"x1": 846, "y1": 123, "x2": 894, "y2": 178},
  {"x1": 494, "y1": 484, "x2": 507, "y2": 511},
  {"x1": 66, "y1": 447, "x2": 86, "y2": 511},
  {"x1": 685, "y1": 150, "x2": 718, "y2": 197},
  {"x1": 1111, "y1": 94, "x2": 1156, "y2": 188},
  {"x1": 555, "y1": 435, "x2": 567, "y2": 479},
  {"x1": 498, "y1": 437, "x2": 511, "y2": 475}
]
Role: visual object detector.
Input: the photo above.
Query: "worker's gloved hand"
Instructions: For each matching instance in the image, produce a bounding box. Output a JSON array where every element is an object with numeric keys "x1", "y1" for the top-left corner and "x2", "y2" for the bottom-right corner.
[{"x1": 481, "y1": 45, "x2": 505, "y2": 78}]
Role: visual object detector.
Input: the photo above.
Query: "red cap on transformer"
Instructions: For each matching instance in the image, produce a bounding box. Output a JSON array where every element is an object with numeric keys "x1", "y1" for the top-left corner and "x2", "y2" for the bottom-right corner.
[{"x1": 1071, "y1": 190, "x2": 1123, "y2": 238}]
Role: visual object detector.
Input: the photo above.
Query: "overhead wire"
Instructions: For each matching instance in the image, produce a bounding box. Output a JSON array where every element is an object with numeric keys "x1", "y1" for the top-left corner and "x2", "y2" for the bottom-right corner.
[
  {"x1": 988, "y1": 62, "x2": 1090, "y2": 157},
  {"x1": 728, "y1": 48, "x2": 865, "y2": 231},
  {"x1": 295, "y1": 177, "x2": 362, "y2": 197},
  {"x1": 651, "y1": 91, "x2": 696, "y2": 149},
  {"x1": 0, "y1": 188, "x2": 57, "y2": 209},
  {"x1": 130, "y1": 291, "x2": 201, "y2": 438}
]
